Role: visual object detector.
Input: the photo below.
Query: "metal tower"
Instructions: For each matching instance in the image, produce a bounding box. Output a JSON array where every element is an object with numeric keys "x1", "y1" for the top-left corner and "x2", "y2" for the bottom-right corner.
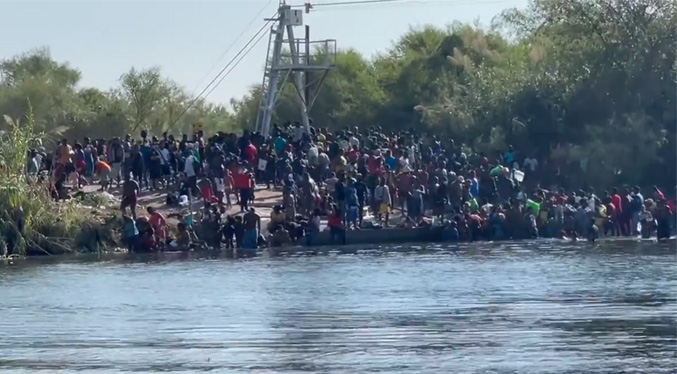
[{"x1": 255, "y1": 1, "x2": 337, "y2": 137}]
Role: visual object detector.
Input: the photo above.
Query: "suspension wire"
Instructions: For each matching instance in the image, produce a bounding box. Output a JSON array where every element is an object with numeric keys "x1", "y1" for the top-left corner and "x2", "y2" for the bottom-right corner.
[
  {"x1": 310, "y1": 0, "x2": 516, "y2": 9},
  {"x1": 201, "y1": 28, "x2": 271, "y2": 101},
  {"x1": 169, "y1": 16, "x2": 276, "y2": 128},
  {"x1": 190, "y1": 0, "x2": 275, "y2": 95},
  {"x1": 311, "y1": 0, "x2": 405, "y2": 7}
]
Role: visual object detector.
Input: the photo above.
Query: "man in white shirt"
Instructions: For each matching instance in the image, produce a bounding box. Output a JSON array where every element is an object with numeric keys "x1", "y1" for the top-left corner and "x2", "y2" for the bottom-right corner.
[
  {"x1": 349, "y1": 133, "x2": 360, "y2": 149},
  {"x1": 523, "y1": 156, "x2": 538, "y2": 173},
  {"x1": 293, "y1": 123, "x2": 305, "y2": 143},
  {"x1": 338, "y1": 137, "x2": 350, "y2": 152},
  {"x1": 160, "y1": 147, "x2": 171, "y2": 166},
  {"x1": 307, "y1": 143, "x2": 319, "y2": 166},
  {"x1": 325, "y1": 172, "x2": 339, "y2": 194},
  {"x1": 184, "y1": 151, "x2": 197, "y2": 194}
]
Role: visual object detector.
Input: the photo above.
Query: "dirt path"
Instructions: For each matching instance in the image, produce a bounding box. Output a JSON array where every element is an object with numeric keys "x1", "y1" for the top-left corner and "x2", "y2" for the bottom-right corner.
[{"x1": 80, "y1": 184, "x2": 283, "y2": 228}]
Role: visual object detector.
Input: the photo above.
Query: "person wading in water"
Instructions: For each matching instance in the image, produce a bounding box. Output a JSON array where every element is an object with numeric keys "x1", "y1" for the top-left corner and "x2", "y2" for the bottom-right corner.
[
  {"x1": 242, "y1": 208, "x2": 261, "y2": 256},
  {"x1": 121, "y1": 173, "x2": 140, "y2": 219}
]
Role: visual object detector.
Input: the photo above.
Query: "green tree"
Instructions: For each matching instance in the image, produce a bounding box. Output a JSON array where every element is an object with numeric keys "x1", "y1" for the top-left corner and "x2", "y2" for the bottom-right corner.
[{"x1": 119, "y1": 67, "x2": 168, "y2": 133}]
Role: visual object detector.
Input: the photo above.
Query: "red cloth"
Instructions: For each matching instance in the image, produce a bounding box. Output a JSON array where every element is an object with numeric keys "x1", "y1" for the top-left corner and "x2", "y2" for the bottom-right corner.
[
  {"x1": 76, "y1": 159, "x2": 86, "y2": 171},
  {"x1": 612, "y1": 194, "x2": 623, "y2": 213},
  {"x1": 368, "y1": 156, "x2": 381, "y2": 175},
  {"x1": 347, "y1": 150, "x2": 360, "y2": 163},
  {"x1": 244, "y1": 144, "x2": 257, "y2": 163},
  {"x1": 234, "y1": 173, "x2": 247, "y2": 189},
  {"x1": 328, "y1": 213, "x2": 342, "y2": 227},
  {"x1": 202, "y1": 185, "x2": 213, "y2": 200}
]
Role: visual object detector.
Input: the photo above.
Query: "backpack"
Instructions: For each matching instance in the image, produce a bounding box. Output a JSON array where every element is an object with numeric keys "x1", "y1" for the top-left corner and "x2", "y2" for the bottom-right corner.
[
  {"x1": 112, "y1": 144, "x2": 124, "y2": 163},
  {"x1": 631, "y1": 195, "x2": 642, "y2": 212}
]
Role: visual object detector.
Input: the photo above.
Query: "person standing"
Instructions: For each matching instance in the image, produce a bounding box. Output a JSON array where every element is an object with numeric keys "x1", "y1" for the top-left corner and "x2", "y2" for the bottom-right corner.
[
  {"x1": 184, "y1": 147, "x2": 198, "y2": 195},
  {"x1": 120, "y1": 174, "x2": 140, "y2": 220},
  {"x1": 109, "y1": 138, "x2": 125, "y2": 188},
  {"x1": 242, "y1": 208, "x2": 261, "y2": 256},
  {"x1": 374, "y1": 177, "x2": 392, "y2": 227}
]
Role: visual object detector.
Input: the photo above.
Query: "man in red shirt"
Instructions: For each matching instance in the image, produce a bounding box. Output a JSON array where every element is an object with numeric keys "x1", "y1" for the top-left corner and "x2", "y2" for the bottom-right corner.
[
  {"x1": 347, "y1": 145, "x2": 361, "y2": 164},
  {"x1": 611, "y1": 187, "x2": 623, "y2": 213},
  {"x1": 244, "y1": 142, "x2": 257, "y2": 165},
  {"x1": 367, "y1": 151, "x2": 383, "y2": 176}
]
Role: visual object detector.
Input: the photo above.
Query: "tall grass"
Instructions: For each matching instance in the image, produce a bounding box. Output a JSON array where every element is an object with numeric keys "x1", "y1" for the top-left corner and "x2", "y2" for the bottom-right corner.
[{"x1": 0, "y1": 107, "x2": 112, "y2": 256}]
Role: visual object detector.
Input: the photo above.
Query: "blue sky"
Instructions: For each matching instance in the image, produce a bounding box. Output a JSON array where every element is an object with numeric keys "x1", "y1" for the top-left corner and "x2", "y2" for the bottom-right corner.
[{"x1": 1, "y1": 0, "x2": 528, "y2": 104}]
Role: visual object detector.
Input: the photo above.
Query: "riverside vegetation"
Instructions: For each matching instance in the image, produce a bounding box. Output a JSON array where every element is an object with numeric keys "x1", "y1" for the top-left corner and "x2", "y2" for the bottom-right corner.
[
  {"x1": 0, "y1": 109, "x2": 118, "y2": 257},
  {"x1": 0, "y1": 0, "x2": 674, "y2": 256}
]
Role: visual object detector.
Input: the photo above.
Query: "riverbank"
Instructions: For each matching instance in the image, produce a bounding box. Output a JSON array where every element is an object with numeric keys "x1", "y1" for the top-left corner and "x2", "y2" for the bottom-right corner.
[
  {"x1": 3, "y1": 180, "x2": 674, "y2": 260},
  {"x1": 82, "y1": 184, "x2": 285, "y2": 230}
]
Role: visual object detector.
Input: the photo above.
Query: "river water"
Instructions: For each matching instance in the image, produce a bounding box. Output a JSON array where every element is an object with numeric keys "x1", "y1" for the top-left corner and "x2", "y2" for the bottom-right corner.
[{"x1": 0, "y1": 240, "x2": 675, "y2": 373}]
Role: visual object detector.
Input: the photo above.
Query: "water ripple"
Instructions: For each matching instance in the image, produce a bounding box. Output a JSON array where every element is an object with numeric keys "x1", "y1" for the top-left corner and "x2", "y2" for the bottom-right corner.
[{"x1": 0, "y1": 242, "x2": 675, "y2": 373}]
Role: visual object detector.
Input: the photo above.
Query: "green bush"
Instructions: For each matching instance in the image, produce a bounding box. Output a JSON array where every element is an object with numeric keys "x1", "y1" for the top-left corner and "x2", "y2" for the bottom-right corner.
[{"x1": 0, "y1": 107, "x2": 115, "y2": 256}]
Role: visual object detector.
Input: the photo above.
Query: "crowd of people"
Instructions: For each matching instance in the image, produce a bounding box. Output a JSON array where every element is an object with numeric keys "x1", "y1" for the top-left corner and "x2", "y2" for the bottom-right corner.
[{"x1": 28, "y1": 122, "x2": 675, "y2": 254}]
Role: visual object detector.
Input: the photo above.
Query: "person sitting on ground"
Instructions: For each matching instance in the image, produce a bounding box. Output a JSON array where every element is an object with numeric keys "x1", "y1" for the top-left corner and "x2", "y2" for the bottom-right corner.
[
  {"x1": 135, "y1": 216, "x2": 157, "y2": 252},
  {"x1": 147, "y1": 206, "x2": 168, "y2": 248},
  {"x1": 268, "y1": 205, "x2": 286, "y2": 233},
  {"x1": 270, "y1": 225, "x2": 292, "y2": 248},
  {"x1": 173, "y1": 222, "x2": 191, "y2": 251}
]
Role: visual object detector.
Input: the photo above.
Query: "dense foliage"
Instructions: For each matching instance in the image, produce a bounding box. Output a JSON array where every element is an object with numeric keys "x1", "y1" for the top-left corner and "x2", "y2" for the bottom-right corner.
[
  {"x1": 0, "y1": 50, "x2": 237, "y2": 143},
  {"x1": 1, "y1": 0, "x2": 675, "y2": 188},
  {"x1": 0, "y1": 110, "x2": 115, "y2": 256}
]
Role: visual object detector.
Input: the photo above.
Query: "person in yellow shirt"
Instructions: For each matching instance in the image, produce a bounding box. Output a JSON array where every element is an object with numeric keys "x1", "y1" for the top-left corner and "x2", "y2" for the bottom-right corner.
[
  {"x1": 595, "y1": 201, "x2": 607, "y2": 229},
  {"x1": 268, "y1": 205, "x2": 287, "y2": 233}
]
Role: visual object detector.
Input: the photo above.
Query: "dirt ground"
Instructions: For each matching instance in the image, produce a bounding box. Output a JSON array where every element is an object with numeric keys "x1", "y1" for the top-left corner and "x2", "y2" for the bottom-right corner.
[
  {"x1": 80, "y1": 183, "x2": 283, "y2": 229},
  {"x1": 78, "y1": 181, "x2": 411, "y2": 236}
]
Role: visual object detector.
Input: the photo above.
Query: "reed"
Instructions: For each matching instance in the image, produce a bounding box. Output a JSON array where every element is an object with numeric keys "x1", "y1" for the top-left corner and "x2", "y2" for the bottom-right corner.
[{"x1": 0, "y1": 106, "x2": 114, "y2": 256}]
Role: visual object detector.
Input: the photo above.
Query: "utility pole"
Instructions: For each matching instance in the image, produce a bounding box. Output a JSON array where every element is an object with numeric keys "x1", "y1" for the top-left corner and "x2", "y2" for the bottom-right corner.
[{"x1": 255, "y1": 1, "x2": 336, "y2": 137}]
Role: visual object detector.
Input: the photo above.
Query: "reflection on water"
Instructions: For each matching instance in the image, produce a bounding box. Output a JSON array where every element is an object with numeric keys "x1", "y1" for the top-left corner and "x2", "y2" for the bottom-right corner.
[{"x1": 0, "y1": 241, "x2": 675, "y2": 373}]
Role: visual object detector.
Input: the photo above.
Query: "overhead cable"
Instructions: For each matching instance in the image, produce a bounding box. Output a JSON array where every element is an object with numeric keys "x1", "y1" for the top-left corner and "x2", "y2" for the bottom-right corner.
[
  {"x1": 170, "y1": 16, "x2": 276, "y2": 127},
  {"x1": 190, "y1": 0, "x2": 275, "y2": 95},
  {"x1": 201, "y1": 28, "x2": 272, "y2": 101}
]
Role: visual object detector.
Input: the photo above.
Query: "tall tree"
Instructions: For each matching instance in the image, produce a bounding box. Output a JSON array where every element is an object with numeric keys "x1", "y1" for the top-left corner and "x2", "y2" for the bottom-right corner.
[{"x1": 119, "y1": 67, "x2": 167, "y2": 133}]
